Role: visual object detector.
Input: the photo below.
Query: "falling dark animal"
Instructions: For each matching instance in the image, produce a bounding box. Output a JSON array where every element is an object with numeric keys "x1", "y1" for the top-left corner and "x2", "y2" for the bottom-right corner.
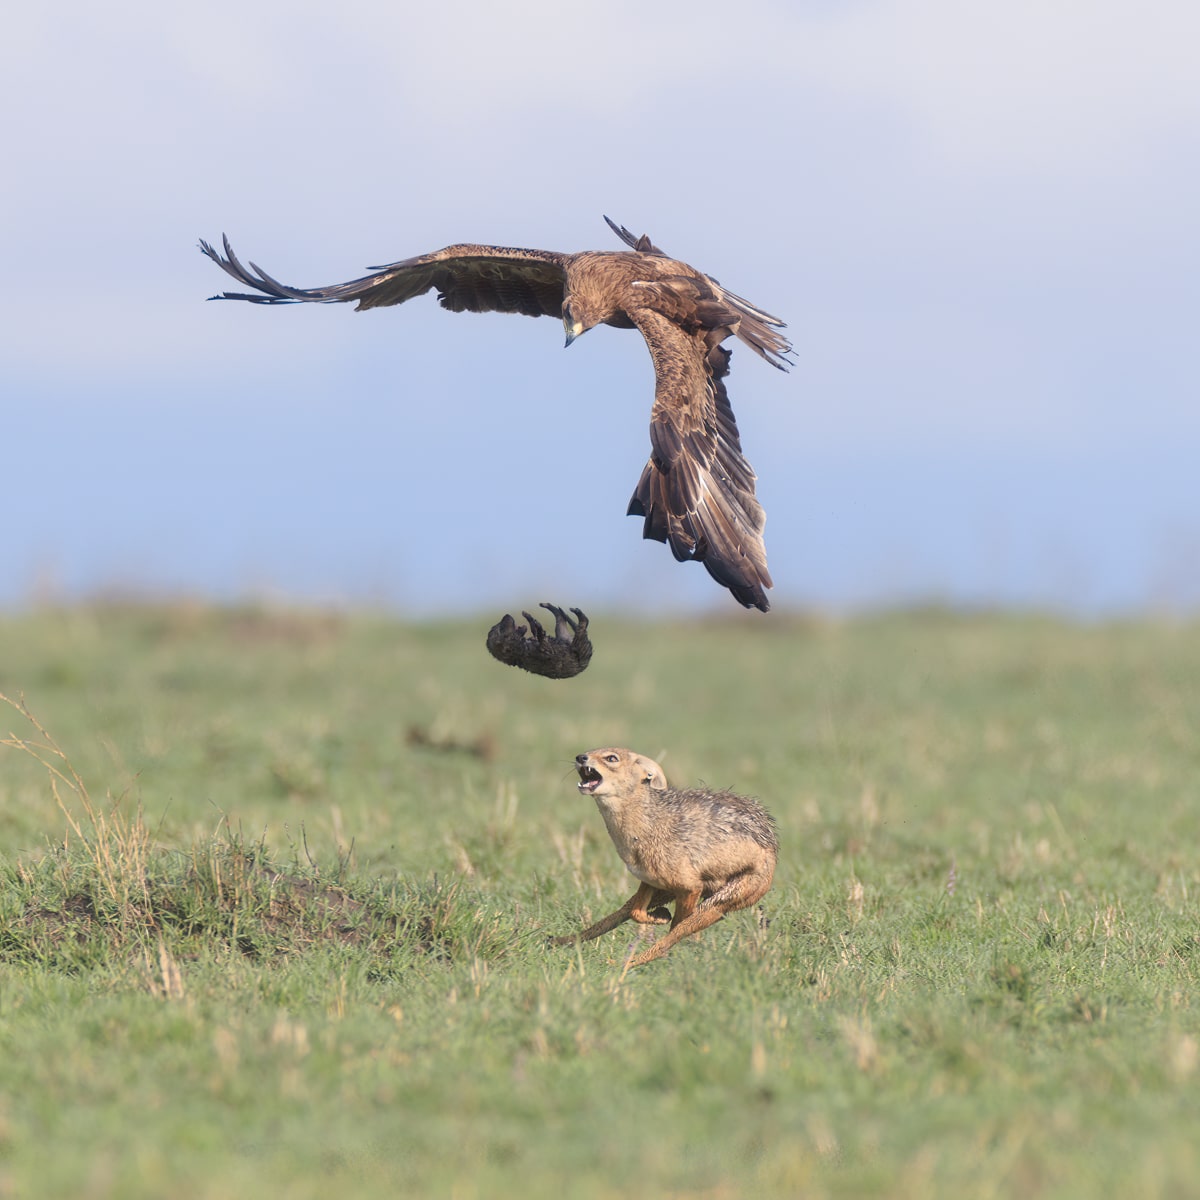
[
  {"x1": 486, "y1": 603, "x2": 592, "y2": 679},
  {"x1": 200, "y1": 218, "x2": 792, "y2": 611},
  {"x1": 550, "y1": 747, "x2": 777, "y2": 968}
]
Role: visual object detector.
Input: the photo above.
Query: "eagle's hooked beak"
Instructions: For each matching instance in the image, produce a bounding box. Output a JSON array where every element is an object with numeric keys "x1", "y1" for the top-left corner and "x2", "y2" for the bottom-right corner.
[{"x1": 563, "y1": 316, "x2": 584, "y2": 348}]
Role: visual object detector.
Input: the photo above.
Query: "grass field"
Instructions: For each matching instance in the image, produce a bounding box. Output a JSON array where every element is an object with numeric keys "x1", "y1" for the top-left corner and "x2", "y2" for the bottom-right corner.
[{"x1": 1, "y1": 603, "x2": 1198, "y2": 1198}]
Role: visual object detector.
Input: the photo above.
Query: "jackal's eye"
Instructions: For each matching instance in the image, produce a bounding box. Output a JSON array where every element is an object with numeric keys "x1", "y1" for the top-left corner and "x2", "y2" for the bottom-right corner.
[{"x1": 604, "y1": 754, "x2": 619, "y2": 764}]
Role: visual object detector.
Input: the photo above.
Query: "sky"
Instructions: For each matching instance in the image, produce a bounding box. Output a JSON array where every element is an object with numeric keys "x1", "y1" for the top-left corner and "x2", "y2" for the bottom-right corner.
[{"x1": 4, "y1": 0, "x2": 1198, "y2": 617}]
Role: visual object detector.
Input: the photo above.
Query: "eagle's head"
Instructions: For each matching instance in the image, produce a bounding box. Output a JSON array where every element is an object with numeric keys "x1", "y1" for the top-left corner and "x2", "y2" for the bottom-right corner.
[{"x1": 562, "y1": 298, "x2": 600, "y2": 348}]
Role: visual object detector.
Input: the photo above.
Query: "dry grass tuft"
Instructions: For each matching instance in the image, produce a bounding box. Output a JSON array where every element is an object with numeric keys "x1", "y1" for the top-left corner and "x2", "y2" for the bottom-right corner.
[{"x1": 2, "y1": 689, "x2": 151, "y2": 924}]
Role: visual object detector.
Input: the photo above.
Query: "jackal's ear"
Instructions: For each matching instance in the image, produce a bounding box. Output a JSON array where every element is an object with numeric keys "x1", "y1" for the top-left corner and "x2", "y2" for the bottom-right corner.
[{"x1": 635, "y1": 755, "x2": 668, "y2": 791}]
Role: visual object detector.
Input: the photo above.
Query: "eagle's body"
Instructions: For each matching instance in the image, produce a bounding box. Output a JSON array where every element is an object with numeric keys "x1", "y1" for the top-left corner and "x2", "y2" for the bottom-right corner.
[{"x1": 201, "y1": 218, "x2": 791, "y2": 611}]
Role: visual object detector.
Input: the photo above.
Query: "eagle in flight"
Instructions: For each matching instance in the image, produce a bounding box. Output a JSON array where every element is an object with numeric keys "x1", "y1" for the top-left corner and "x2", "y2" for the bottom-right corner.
[{"x1": 200, "y1": 217, "x2": 791, "y2": 611}]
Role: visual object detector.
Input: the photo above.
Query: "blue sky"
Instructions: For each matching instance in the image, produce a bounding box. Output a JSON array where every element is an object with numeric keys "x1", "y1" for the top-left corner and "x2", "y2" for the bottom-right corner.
[{"x1": 4, "y1": 1, "x2": 1197, "y2": 616}]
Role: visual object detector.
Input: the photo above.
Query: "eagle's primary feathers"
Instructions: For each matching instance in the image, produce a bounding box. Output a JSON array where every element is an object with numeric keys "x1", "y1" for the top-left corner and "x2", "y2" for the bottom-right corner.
[{"x1": 200, "y1": 217, "x2": 791, "y2": 611}]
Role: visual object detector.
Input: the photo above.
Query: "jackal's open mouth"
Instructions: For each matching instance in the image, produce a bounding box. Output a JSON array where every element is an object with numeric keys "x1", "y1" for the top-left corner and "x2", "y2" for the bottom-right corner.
[{"x1": 577, "y1": 764, "x2": 602, "y2": 794}]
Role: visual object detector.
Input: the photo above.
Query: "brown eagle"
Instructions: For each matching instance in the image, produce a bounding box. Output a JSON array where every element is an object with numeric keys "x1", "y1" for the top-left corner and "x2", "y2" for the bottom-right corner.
[{"x1": 200, "y1": 218, "x2": 792, "y2": 611}]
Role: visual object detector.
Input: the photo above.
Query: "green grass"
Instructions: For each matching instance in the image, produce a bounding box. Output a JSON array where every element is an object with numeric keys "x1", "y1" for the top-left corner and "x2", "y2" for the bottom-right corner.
[{"x1": 1, "y1": 603, "x2": 1199, "y2": 1198}]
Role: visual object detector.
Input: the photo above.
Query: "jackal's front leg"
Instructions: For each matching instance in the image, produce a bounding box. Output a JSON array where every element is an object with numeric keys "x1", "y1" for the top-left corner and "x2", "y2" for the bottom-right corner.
[{"x1": 550, "y1": 882, "x2": 668, "y2": 947}]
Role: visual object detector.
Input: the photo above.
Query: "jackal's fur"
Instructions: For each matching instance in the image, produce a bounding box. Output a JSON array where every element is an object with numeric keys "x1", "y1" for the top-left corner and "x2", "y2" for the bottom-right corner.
[{"x1": 552, "y1": 747, "x2": 777, "y2": 967}]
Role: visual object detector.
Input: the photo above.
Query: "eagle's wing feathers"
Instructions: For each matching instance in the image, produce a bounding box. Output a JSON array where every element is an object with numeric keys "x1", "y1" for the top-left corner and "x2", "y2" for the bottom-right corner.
[
  {"x1": 200, "y1": 219, "x2": 787, "y2": 613},
  {"x1": 625, "y1": 307, "x2": 772, "y2": 612},
  {"x1": 200, "y1": 236, "x2": 569, "y2": 318},
  {"x1": 603, "y1": 215, "x2": 668, "y2": 257}
]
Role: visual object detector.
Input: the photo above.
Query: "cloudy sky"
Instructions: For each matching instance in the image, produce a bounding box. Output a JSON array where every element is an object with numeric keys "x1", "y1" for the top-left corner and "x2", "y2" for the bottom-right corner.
[{"x1": 4, "y1": 1, "x2": 1197, "y2": 616}]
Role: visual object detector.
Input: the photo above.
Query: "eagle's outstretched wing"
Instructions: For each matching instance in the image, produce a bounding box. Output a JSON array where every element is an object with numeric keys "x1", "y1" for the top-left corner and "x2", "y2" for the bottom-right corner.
[
  {"x1": 201, "y1": 220, "x2": 789, "y2": 612},
  {"x1": 200, "y1": 235, "x2": 569, "y2": 318},
  {"x1": 604, "y1": 215, "x2": 668, "y2": 257},
  {"x1": 625, "y1": 304, "x2": 772, "y2": 612}
]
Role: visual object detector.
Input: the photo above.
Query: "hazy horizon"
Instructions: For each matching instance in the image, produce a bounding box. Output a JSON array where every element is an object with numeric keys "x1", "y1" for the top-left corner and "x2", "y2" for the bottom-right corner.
[{"x1": 6, "y1": 2, "x2": 1197, "y2": 618}]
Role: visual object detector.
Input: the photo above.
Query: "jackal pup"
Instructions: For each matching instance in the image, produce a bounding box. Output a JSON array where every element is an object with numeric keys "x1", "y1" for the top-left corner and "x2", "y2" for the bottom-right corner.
[{"x1": 552, "y1": 747, "x2": 777, "y2": 967}]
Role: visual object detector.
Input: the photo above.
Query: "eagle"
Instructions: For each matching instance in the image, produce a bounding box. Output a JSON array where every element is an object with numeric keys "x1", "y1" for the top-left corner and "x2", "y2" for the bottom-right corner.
[{"x1": 200, "y1": 217, "x2": 792, "y2": 611}]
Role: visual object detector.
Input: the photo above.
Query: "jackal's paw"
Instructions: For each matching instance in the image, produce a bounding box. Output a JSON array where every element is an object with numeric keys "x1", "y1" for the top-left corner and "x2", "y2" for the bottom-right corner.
[
  {"x1": 486, "y1": 603, "x2": 593, "y2": 679},
  {"x1": 631, "y1": 906, "x2": 672, "y2": 926}
]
